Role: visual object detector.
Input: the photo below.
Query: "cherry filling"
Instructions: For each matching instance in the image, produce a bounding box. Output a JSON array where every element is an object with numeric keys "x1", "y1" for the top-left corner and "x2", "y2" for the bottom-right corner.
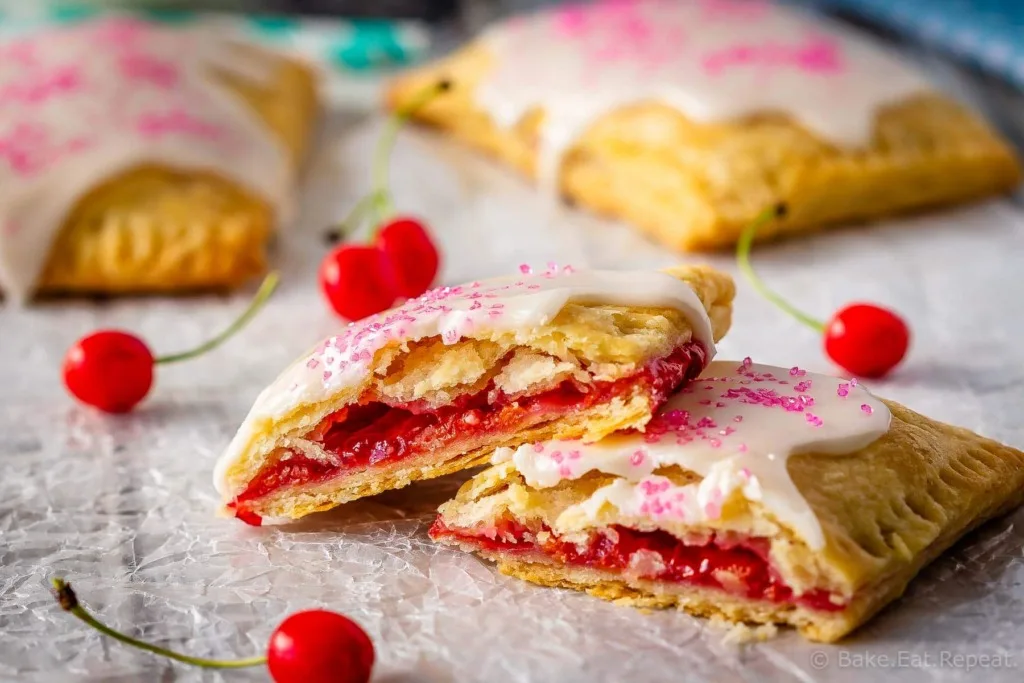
[
  {"x1": 430, "y1": 519, "x2": 845, "y2": 613},
  {"x1": 231, "y1": 342, "x2": 707, "y2": 519}
]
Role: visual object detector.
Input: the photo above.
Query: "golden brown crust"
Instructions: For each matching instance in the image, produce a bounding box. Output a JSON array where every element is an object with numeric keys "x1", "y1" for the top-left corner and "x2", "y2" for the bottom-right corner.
[
  {"x1": 36, "y1": 49, "x2": 319, "y2": 295},
  {"x1": 222, "y1": 265, "x2": 734, "y2": 519},
  {"x1": 434, "y1": 400, "x2": 1024, "y2": 641},
  {"x1": 386, "y1": 44, "x2": 1022, "y2": 251}
]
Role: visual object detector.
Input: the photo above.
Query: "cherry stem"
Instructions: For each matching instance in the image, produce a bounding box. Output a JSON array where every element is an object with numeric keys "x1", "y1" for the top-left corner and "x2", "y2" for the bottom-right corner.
[
  {"x1": 326, "y1": 190, "x2": 388, "y2": 243},
  {"x1": 51, "y1": 578, "x2": 266, "y2": 669},
  {"x1": 369, "y1": 78, "x2": 452, "y2": 232},
  {"x1": 155, "y1": 272, "x2": 279, "y2": 365},
  {"x1": 736, "y1": 204, "x2": 826, "y2": 334}
]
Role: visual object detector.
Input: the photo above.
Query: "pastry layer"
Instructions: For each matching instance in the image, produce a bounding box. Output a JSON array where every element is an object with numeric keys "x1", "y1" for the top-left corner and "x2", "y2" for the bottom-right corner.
[
  {"x1": 217, "y1": 265, "x2": 734, "y2": 521},
  {"x1": 36, "y1": 49, "x2": 318, "y2": 295},
  {"x1": 432, "y1": 401, "x2": 1024, "y2": 641},
  {"x1": 386, "y1": 44, "x2": 1021, "y2": 251}
]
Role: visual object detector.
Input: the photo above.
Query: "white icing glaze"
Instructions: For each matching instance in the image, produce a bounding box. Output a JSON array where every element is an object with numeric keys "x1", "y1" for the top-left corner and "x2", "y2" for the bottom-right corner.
[
  {"x1": 0, "y1": 18, "x2": 294, "y2": 302},
  {"x1": 475, "y1": 0, "x2": 931, "y2": 184},
  {"x1": 214, "y1": 265, "x2": 715, "y2": 496},
  {"x1": 494, "y1": 359, "x2": 891, "y2": 549}
]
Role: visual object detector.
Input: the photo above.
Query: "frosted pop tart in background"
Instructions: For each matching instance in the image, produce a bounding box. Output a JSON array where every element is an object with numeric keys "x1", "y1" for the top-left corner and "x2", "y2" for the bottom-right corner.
[{"x1": 388, "y1": 0, "x2": 1021, "y2": 252}]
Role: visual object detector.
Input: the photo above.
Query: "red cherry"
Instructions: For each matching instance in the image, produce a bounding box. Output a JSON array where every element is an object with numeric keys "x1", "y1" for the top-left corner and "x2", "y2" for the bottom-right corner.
[
  {"x1": 737, "y1": 205, "x2": 911, "y2": 378},
  {"x1": 267, "y1": 610, "x2": 375, "y2": 683},
  {"x1": 376, "y1": 217, "x2": 440, "y2": 298},
  {"x1": 62, "y1": 274, "x2": 279, "y2": 413},
  {"x1": 319, "y1": 244, "x2": 397, "y2": 320},
  {"x1": 63, "y1": 331, "x2": 155, "y2": 413},
  {"x1": 322, "y1": 81, "x2": 450, "y2": 314},
  {"x1": 52, "y1": 578, "x2": 374, "y2": 682},
  {"x1": 824, "y1": 304, "x2": 910, "y2": 378}
]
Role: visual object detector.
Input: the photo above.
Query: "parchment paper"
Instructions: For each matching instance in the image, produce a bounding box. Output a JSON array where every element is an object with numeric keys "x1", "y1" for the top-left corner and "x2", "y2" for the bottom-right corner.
[{"x1": 2, "y1": 102, "x2": 1024, "y2": 683}]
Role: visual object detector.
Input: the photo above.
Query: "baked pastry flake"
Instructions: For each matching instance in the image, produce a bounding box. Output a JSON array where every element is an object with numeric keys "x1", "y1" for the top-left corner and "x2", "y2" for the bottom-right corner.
[
  {"x1": 431, "y1": 359, "x2": 1024, "y2": 642},
  {"x1": 0, "y1": 17, "x2": 318, "y2": 301},
  {"x1": 214, "y1": 264, "x2": 734, "y2": 524},
  {"x1": 386, "y1": 0, "x2": 1021, "y2": 251}
]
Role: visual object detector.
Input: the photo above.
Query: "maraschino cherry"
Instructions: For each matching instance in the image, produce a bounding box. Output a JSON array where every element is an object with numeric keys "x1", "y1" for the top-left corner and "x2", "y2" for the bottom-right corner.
[
  {"x1": 319, "y1": 81, "x2": 447, "y2": 321},
  {"x1": 737, "y1": 205, "x2": 910, "y2": 378},
  {"x1": 52, "y1": 577, "x2": 374, "y2": 683},
  {"x1": 63, "y1": 273, "x2": 279, "y2": 413}
]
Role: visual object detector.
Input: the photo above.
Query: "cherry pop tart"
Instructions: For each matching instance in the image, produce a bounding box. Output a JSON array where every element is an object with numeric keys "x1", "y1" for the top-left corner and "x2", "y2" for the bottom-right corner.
[
  {"x1": 215, "y1": 264, "x2": 734, "y2": 524},
  {"x1": 0, "y1": 18, "x2": 318, "y2": 301},
  {"x1": 431, "y1": 359, "x2": 1024, "y2": 642},
  {"x1": 386, "y1": 0, "x2": 1020, "y2": 251}
]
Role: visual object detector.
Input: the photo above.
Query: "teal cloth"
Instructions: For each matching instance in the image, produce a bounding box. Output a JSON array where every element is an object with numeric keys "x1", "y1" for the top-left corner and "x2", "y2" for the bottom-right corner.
[{"x1": 0, "y1": 2, "x2": 429, "y2": 70}]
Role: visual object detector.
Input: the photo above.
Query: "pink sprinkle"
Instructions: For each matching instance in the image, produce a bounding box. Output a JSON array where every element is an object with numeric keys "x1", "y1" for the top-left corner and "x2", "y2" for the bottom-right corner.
[
  {"x1": 738, "y1": 443, "x2": 748, "y2": 452},
  {"x1": 805, "y1": 413, "x2": 823, "y2": 427},
  {"x1": 742, "y1": 357, "x2": 753, "y2": 368},
  {"x1": 861, "y1": 403, "x2": 874, "y2": 415},
  {"x1": 704, "y1": 502, "x2": 721, "y2": 519},
  {"x1": 470, "y1": 301, "x2": 482, "y2": 310},
  {"x1": 519, "y1": 264, "x2": 532, "y2": 274},
  {"x1": 306, "y1": 358, "x2": 319, "y2": 369},
  {"x1": 710, "y1": 439, "x2": 722, "y2": 448},
  {"x1": 789, "y1": 366, "x2": 806, "y2": 377},
  {"x1": 837, "y1": 383, "x2": 850, "y2": 398},
  {"x1": 850, "y1": 378, "x2": 859, "y2": 387},
  {"x1": 322, "y1": 370, "x2": 333, "y2": 382},
  {"x1": 733, "y1": 416, "x2": 743, "y2": 423},
  {"x1": 563, "y1": 265, "x2": 576, "y2": 274},
  {"x1": 568, "y1": 450, "x2": 582, "y2": 460},
  {"x1": 640, "y1": 480, "x2": 659, "y2": 496},
  {"x1": 699, "y1": 399, "x2": 712, "y2": 406},
  {"x1": 558, "y1": 465, "x2": 572, "y2": 478},
  {"x1": 719, "y1": 427, "x2": 736, "y2": 436},
  {"x1": 739, "y1": 467, "x2": 751, "y2": 479},
  {"x1": 629, "y1": 450, "x2": 645, "y2": 466},
  {"x1": 551, "y1": 451, "x2": 564, "y2": 464},
  {"x1": 533, "y1": 443, "x2": 545, "y2": 453}
]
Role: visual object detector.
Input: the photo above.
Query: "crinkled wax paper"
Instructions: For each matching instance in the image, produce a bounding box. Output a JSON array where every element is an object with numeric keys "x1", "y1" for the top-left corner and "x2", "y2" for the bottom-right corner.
[{"x1": 2, "y1": 103, "x2": 1024, "y2": 683}]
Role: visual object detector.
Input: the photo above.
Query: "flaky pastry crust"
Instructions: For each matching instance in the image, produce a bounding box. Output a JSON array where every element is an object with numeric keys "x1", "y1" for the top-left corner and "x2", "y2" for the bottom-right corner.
[
  {"x1": 386, "y1": 44, "x2": 1021, "y2": 251},
  {"x1": 36, "y1": 49, "x2": 318, "y2": 295},
  {"x1": 220, "y1": 265, "x2": 734, "y2": 521},
  {"x1": 434, "y1": 400, "x2": 1024, "y2": 641}
]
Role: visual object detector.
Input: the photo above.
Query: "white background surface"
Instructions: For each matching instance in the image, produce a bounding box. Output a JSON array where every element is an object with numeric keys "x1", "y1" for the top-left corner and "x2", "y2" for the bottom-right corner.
[{"x1": 2, "y1": 106, "x2": 1024, "y2": 681}]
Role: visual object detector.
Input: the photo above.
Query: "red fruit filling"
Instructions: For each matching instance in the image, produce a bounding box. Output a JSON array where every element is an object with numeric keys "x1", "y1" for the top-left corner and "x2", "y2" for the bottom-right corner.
[
  {"x1": 230, "y1": 342, "x2": 707, "y2": 519},
  {"x1": 430, "y1": 518, "x2": 845, "y2": 613}
]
